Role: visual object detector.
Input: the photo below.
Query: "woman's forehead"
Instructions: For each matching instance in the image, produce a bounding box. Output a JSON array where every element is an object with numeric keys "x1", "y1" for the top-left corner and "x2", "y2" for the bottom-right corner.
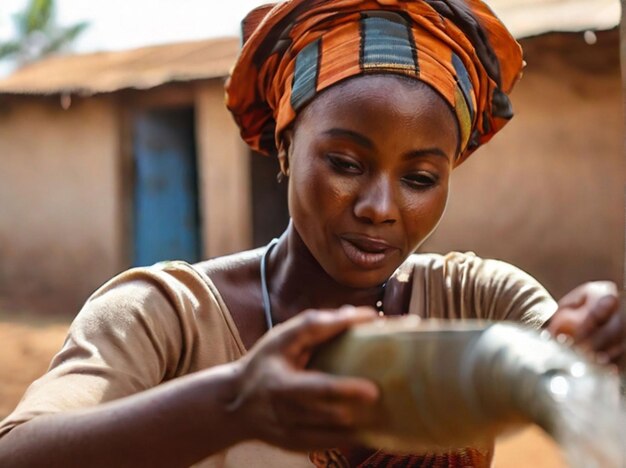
[
  {"x1": 299, "y1": 75, "x2": 456, "y2": 129},
  {"x1": 292, "y1": 75, "x2": 459, "y2": 157}
]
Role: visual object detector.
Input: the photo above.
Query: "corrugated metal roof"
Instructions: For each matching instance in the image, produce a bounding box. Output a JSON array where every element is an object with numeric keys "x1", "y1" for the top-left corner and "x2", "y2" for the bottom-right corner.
[
  {"x1": 0, "y1": 37, "x2": 240, "y2": 96},
  {"x1": 0, "y1": 0, "x2": 619, "y2": 96}
]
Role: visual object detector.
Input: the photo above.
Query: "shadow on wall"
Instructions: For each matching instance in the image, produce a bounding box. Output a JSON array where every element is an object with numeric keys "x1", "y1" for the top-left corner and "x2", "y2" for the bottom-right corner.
[{"x1": 249, "y1": 150, "x2": 290, "y2": 248}]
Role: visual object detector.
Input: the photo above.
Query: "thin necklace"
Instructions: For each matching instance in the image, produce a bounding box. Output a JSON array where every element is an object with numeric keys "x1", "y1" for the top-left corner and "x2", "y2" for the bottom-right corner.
[
  {"x1": 260, "y1": 238, "x2": 386, "y2": 330},
  {"x1": 260, "y1": 238, "x2": 279, "y2": 330}
]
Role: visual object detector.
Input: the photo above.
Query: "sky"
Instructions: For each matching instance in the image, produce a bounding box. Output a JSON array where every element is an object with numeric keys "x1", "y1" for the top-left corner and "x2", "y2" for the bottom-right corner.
[
  {"x1": 0, "y1": 0, "x2": 620, "y2": 76},
  {"x1": 0, "y1": 0, "x2": 270, "y2": 74}
]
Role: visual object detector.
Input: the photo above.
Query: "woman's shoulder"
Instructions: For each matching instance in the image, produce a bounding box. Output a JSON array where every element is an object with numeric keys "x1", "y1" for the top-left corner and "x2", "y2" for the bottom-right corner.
[
  {"x1": 95, "y1": 247, "x2": 263, "y2": 289},
  {"x1": 101, "y1": 248, "x2": 264, "y2": 306},
  {"x1": 65, "y1": 256, "x2": 253, "y2": 380},
  {"x1": 195, "y1": 249, "x2": 269, "y2": 351},
  {"x1": 195, "y1": 248, "x2": 264, "y2": 279},
  {"x1": 403, "y1": 251, "x2": 549, "y2": 298},
  {"x1": 74, "y1": 254, "x2": 259, "y2": 360},
  {"x1": 78, "y1": 259, "x2": 234, "y2": 331},
  {"x1": 405, "y1": 250, "x2": 484, "y2": 264},
  {"x1": 403, "y1": 252, "x2": 556, "y2": 324},
  {"x1": 404, "y1": 251, "x2": 533, "y2": 279},
  {"x1": 193, "y1": 248, "x2": 264, "y2": 309}
]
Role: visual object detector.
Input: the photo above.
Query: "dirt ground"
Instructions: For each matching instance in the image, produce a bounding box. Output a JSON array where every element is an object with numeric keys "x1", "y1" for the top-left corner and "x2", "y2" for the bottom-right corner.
[{"x1": 0, "y1": 311, "x2": 567, "y2": 467}]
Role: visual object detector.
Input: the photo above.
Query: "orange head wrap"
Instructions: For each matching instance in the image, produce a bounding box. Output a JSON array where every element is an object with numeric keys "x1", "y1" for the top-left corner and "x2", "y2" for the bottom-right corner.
[{"x1": 226, "y1": 0, "x2": 523, "y2": 166}]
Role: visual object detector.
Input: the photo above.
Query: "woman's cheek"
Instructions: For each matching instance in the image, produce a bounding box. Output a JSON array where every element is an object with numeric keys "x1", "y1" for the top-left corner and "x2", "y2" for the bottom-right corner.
[
  {"x1": 404, "y1": 188, "x2": 449, "y2": 241},
  {"x1": 310, "y1": 164, "x2": 358, "y2": 211},
  {"x1": 289, "y1": 159, "x2": 341, "y2": 221}
]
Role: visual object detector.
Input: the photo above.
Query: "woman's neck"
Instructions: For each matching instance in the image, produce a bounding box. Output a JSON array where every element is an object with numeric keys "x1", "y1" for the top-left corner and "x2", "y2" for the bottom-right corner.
[{"x1": 265, "y1": 223, "x2": 387, "y2": 324}]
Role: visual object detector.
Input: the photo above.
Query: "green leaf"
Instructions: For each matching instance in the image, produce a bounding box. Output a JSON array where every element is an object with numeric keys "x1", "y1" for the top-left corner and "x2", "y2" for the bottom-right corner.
[
  {"x1": 40, "y1": 21, "x2": 89, "y2": 55},
  {"x1": 0, "y1": 41, "x2": 21, "y2": 60},
  {"x1": 24, "y1": 0, "x2": 54, "y2": 34},
  {"x1": 3, "y1": 0, "x2": 88, "y2": 63},
  {"x1": 62, "y1": 21, "x2": 89, "y2": 43},
  {"x1": 13, "y1": 11, "x2": 29, "y2": 36}
]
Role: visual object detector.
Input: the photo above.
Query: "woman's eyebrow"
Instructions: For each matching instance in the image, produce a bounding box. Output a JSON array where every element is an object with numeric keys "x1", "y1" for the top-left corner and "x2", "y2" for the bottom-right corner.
[
  {"x1": 404, "y1": 148, "x2": 450, "y2": 161},
  {"x1": 322, "y1": 128, "x2": 374, "y2": 149},
  {"x1": 322, "y1": 128, "x2": 450, "y2": 161}
]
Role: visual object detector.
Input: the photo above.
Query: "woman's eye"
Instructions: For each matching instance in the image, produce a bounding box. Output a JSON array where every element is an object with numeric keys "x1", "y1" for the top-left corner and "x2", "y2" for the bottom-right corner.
[
  {"x1": 403, "y1": 172, "x2": 438, "y2": 189},
  {"x1": 327, "y1": 154, "x2": 363, "y2": 174}
]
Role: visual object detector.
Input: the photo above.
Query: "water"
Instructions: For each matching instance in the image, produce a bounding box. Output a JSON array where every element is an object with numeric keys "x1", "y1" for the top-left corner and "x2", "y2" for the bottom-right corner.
[
  {"x1": 469, "y1": 325, "x2": 624, "y2": 468},
  {"x1": 544, "y1": 362, "x2": 624, "y2": 468},
  {"x1": 311, "y1": 318, "x2": 625, "y2": 466}
]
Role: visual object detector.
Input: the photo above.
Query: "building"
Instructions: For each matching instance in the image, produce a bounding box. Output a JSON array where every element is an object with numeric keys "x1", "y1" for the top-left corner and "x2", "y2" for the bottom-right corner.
[
  {"x1": 0, "y1": 0, "x2": 621, "y2": 312},
  {"x1": 0, "y1": 38, "x2": 260, "y2": 311}
]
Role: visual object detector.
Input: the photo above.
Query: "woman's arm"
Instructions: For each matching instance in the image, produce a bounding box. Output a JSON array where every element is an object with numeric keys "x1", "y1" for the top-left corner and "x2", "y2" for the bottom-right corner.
[
  {"x1": 0, "y1": 307, "x2": 380, "y2": 467},
  {"x1": 0, "y1": 363, "x2": 244, "y2": 468}
]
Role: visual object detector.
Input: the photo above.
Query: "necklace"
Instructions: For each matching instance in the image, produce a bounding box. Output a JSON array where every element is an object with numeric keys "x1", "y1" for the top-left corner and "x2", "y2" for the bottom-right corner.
[
  {"x1": 260, "y1": 238, "x2": 386, "y2": 330},
  {"x1": 260, "y1": 238, "x2": 279, "y2": 330}
]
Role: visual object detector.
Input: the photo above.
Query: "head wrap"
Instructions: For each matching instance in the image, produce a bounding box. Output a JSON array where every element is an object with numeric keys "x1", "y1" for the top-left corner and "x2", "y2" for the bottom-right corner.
[{"x1": 226, "y1": 0, "x2": 523, "y2": 166}]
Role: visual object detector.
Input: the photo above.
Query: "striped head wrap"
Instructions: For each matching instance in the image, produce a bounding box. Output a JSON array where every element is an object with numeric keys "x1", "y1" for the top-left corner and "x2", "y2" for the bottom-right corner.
[{"x1": 225, "y1": 0, "x2": 523, "y2": 166}]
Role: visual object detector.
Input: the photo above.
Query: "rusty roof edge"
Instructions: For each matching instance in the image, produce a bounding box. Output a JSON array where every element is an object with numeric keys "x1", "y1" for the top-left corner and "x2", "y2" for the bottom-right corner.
[
  {"x1": 493, "y1": 0, "x2": 620, "y2": 39},
  {"x1": 508, "y1": 22, "x2": 619, "y2": 40},
  {"x1": 513, "y1": 23, "x2": 618, "y2": 41},
  {"x1": 0, "y1": 36, "x2": 240, "y2": 96},
  {"x1": 0, "y1": 75, "x2": 227, "y2": 97}
]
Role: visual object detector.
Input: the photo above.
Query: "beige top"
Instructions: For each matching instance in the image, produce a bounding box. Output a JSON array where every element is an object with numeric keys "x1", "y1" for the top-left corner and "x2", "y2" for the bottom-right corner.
[{"x1": 0, "y1": 251, "x2": 556, "y2": 467}]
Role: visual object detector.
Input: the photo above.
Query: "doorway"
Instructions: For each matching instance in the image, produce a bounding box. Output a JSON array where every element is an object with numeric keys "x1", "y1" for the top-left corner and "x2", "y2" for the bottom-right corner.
[
  {"x1": 132, "y1": 107, "x2": 201, "y2": 266},
  {"x1": 249, "y1": 150, "x2": 290, "y2": 247}
]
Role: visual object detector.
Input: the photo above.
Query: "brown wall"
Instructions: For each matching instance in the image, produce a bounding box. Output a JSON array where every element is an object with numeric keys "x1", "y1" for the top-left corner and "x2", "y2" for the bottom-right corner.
[
  {"x1": 421, "y1": 31, "x2": 624, "y2": 298},
  {"x1": 0, "y1": 96, "x2": 123, "y2": 312},
  {"x1": 0, "y1": 81, "x2": 252, "y2": 313},
  {"x1": 195, "y1": 80, "x2": 252, "y2": 257}
]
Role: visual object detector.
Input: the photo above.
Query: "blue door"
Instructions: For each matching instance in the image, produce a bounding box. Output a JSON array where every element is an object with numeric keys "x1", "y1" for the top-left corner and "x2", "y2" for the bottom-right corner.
[{"x1": 132, "y1": 108, "x2": 201, "y2": 266}]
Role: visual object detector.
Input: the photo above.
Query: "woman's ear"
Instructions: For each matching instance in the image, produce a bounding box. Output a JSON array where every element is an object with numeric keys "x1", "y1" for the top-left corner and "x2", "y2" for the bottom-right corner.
[{"x1": 277, "y1": 130, "x2": 293, "y2": 177}]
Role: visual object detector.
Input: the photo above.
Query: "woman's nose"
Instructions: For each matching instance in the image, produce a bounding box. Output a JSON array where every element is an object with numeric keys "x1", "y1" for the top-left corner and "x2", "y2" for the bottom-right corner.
[{"x1": 353, "y1": 176, "x2": 399, "y2": 225}]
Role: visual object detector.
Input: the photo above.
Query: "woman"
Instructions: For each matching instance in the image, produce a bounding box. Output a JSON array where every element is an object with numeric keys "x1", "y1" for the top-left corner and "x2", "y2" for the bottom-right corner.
[{"x1": 0, "y1": 0, "x2": 623, "y2": 467}]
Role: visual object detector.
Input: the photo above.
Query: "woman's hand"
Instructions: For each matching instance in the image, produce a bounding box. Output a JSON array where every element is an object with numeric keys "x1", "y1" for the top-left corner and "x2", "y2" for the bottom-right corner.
[
  {"x1": 547, "y1": 281, "x2": 625, "y2": 366},
  {"x1": 229, "y1": 306, "x2": 381, "y2": 452}
]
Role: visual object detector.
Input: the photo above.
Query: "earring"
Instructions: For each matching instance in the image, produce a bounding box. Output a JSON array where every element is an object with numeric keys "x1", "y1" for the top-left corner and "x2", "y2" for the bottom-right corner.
[{"x1": 277, "y1": 165, "x2": 290, "y2": 183}]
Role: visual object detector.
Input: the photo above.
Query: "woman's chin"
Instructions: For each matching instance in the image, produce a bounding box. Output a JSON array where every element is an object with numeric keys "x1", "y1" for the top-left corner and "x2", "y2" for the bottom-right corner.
[{"x1": 330, "y1": 265, "x2": 396, "y2": 290}]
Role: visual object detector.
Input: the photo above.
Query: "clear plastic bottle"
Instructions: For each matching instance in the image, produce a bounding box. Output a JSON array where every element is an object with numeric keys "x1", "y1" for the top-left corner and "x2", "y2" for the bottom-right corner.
[{"x1": 310, "y1": 317, "x2": 624, "y2": 467}]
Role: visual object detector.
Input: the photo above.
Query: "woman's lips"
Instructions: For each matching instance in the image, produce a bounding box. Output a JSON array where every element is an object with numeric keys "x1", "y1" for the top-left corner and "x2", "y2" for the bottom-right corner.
[{"x1": 339, "y1": 235, "x2": 397, "y2": 269}]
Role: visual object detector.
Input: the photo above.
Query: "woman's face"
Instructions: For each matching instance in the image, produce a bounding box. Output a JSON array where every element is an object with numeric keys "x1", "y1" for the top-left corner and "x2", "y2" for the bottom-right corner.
[{"x1": 283, "y1": 75, "x2": 458, "y2": 288}]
